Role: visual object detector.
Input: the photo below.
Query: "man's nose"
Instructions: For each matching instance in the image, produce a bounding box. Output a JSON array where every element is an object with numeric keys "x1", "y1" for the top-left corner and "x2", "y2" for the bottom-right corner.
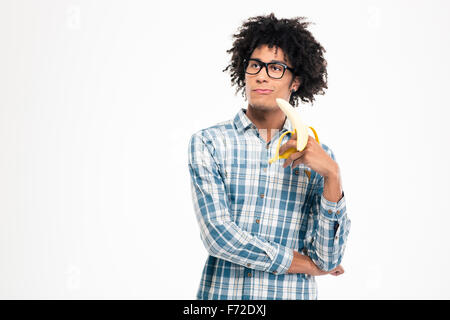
[{"x1": 256, "y1": 67, "x2": 270, "y2": 82}]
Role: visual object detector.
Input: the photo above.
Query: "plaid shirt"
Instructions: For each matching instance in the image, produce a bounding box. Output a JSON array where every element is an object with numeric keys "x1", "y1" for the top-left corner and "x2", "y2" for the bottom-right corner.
[{"x1": 187, "y1": 108, "x2": 351, "y2": 300}]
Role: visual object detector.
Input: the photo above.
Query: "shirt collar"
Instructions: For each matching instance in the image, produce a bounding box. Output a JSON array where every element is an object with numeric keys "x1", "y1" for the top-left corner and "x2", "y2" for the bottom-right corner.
[{"x1": 233, "y1": 108, "x2": 293, "y2": 134}]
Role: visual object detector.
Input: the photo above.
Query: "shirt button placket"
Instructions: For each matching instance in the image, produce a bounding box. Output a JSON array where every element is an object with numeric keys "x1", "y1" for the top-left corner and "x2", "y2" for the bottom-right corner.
[
  {"x1": 243, "y1": 267, "x2": 252, "y2": 299},
  {"x1": 253, "y1": 142, "x2": 269, "y2": 235}
]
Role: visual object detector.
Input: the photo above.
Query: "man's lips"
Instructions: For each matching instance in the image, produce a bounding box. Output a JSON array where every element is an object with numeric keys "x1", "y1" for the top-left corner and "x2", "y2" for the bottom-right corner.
[{"x1": 253, "y1": 89, "x2": 273, "y2": 94}]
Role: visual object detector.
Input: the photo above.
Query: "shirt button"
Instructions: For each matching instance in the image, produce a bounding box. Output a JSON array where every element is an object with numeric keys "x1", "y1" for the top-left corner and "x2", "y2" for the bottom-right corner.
[
  {"x1": 247, "y1": 263, "x2": 251, "y2": 267},
  {"x1": 273, "y1": 271, "x2": 277, "y2": 274},
  {"x1": 263, "y1": 167, "x2": 267, "y2": 172},
  {"x1": 247, "y1": 272, "x2": 252, "y2": 277},
  {"x1": 327, "y1": 209, "x2": 332, "y2": 214},
  {"x1": 255, "y1": 219, "x2": 260, "y2": 224},
  {"x1": 337, "y1": 210, "x2": 341, "y2": 215},
  {"x1": 266, "y1": 144, "x2": 270, "y2": 149},
  {"x1": 304, "y1": 170, "x2": 311, "y2": 179},
  {"x1": 294, "y1": 170, "x2": 299, "y2": 175},
  {"x1": 260, "y1": 194, "x2": 264, "y2": 198}
]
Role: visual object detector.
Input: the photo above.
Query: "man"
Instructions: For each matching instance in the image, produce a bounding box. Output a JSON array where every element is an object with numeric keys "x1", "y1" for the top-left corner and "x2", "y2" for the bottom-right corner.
[{"x1": 187, "y1": 13, "x2": 351, "y2": 300}]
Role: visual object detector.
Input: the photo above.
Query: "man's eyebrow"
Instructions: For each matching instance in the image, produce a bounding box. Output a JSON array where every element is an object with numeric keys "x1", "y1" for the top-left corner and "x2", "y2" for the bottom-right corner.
[
  {"x1": 270, "y1": 59, "x2": 287, "y2": 64},
  {"x1": 250, "y1": 58, "x2": 288, "y2": 64}
]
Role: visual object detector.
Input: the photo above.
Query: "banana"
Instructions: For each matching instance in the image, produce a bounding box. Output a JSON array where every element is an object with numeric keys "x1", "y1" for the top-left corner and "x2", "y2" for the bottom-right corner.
[{"x1": 268, "y1": 98, "x2": 320, "y2": 165}]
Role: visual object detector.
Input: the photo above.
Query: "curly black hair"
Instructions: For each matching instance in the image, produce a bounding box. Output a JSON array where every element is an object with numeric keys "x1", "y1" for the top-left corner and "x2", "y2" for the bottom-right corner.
[{"x1": 222, "y1": 13, "x2": 328, "y2": 107}]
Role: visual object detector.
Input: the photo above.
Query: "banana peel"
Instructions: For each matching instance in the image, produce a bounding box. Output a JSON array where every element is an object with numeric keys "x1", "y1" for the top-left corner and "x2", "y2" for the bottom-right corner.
[{"x1": 268, "y1": 98, "x2": 320, "y2": 165}]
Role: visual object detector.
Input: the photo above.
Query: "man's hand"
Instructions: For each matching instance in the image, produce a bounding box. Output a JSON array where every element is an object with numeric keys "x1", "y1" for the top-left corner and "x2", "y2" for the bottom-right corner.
[
  {"x1": 287, "y1": 250, "x2": 344, "y2": 276},
  {"x1": 307, "y1": 259, "x2": 345, "y2": 277},
  {"x1": 278, "y1": 134, "x2": 338, "y2": 179},
  {"x1": 329, "y1": 265, "x2": 345, "y2": 276},
  {"x1": 279, "y1": 133, "x2": 343, "y2": 202}
]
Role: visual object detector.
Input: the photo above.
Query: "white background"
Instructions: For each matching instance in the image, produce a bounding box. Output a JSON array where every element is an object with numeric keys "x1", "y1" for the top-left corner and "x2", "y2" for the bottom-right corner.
[{"x1": 1, "y1": 0, "x2": 449, "y2": 299}]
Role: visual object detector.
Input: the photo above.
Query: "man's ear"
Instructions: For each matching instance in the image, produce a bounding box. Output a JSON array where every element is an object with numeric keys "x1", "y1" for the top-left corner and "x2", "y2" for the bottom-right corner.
[{"x1": 291, "y1": 76, "x2": 301, "y2": 92}]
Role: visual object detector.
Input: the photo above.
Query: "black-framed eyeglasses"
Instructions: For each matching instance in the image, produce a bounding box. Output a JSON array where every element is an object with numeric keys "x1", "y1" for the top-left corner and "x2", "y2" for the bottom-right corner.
[{"x1": 244, "y1": 58, "x2": 295, "y2": 79}]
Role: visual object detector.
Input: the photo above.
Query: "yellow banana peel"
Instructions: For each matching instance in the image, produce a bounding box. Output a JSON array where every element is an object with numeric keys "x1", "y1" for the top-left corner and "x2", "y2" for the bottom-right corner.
[{"x1": 268, "y1": 98, "x2": 320, "y2": 165}]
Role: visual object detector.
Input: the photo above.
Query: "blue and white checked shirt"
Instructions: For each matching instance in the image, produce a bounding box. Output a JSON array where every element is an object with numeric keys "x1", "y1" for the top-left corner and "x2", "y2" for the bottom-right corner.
[{"x1": 187, "y1": 108, "x2": 351, "y2": 300}]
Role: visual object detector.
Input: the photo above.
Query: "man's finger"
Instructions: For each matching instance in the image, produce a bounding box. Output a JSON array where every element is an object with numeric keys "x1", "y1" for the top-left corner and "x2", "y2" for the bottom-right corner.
[
  {"x1": 278, "y1": 140, "x2": 297, "y2": 156},
  {"x1": 330, "y1": 269, "x2": 343, "y2": 276},
  {"x1": 283, "y1": 151, "x2": 304, "y2": 168},
  {"x1": 291, "y1": 153, "x2": 305, "y2": 168},
  {"x1": 331, "y1": 265, "x2": 344, "y2": 276},
  {"x1": 290, "y1": 131, "x2": 297, "y2": 140}
]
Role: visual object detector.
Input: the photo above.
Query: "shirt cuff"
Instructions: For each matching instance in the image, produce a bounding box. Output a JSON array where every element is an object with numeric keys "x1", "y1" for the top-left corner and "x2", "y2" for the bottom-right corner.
[
  {"x1": 320, "y1": 191, "x2": 346, "y2": 221},
  {"x1": 265, "y1": 243, "x2": 294, "y2": 275}
]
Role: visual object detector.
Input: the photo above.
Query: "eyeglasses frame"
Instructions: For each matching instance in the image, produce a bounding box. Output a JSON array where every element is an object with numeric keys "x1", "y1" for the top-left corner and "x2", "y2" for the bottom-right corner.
[{"x1": 243, "y1": 58, "x2": 295, "y2": 79}]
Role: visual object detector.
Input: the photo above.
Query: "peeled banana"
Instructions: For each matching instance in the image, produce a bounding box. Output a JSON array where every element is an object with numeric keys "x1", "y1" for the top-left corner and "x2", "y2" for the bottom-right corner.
[{"x1": 268, "y1": 98, "x2": 320, "y2": 165}]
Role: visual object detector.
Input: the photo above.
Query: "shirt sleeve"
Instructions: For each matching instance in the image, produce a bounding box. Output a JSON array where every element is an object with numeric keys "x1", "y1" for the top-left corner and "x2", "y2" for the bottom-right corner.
[
  {"x1": 303, "y1": 147, "x2": 351, "y2": 272},
  {"x1": 188, "y1": 132, "x2": 293, "y2": 275}
]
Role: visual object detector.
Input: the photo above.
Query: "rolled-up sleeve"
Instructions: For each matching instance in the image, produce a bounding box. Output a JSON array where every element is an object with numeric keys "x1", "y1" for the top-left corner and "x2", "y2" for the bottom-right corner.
[
  {"x1": 188, "y1": 132, "x2": 293, "y2": 274},
  {"x1": 303, "y1": 147, "x2": 351, "y2": 272}
]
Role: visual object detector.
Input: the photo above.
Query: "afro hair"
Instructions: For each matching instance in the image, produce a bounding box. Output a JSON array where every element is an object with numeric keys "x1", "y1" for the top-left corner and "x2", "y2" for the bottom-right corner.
[{"x1": 223, "y1": 13, "x2": 328, "y2": 107}]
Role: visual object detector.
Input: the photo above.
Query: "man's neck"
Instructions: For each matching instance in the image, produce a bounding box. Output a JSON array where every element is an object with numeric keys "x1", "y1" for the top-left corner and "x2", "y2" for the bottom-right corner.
[{"x1": 245, "y1": 104, "x2": 286, "y2": 143}]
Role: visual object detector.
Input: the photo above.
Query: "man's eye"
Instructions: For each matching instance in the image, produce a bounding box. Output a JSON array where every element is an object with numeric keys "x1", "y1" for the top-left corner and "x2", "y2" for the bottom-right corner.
[
  {"x1": 271, "y1": 65, "x2": 282, "y2": 71},
  {"x1": 251, "y1": 63, "x2": 260, "y2": 68}
]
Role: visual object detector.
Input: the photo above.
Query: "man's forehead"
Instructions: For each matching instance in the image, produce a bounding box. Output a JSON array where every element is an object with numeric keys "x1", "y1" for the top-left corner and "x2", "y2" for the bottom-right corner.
[{"x1": 250, "y1": 45, "x2": 289, "y2": 64}]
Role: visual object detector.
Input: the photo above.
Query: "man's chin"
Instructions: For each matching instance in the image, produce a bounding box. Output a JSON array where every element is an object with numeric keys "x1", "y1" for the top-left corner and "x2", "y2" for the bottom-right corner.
[{"x1": 248, "y1": 102, "x2": 278, "y2": 112}]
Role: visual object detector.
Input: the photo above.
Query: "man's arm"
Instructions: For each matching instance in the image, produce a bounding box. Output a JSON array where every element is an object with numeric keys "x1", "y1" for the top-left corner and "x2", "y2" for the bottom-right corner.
[
  {"x1": 323, "y1": 162, "x2": 343, "y2": 203},
  {"x1": 188, "y1": 132, "x2": 294, "y2": 275},
  {"x1": 303, "y1": 147, "x2": 351, "y2": 272},
  {"x1": 277, "y1": 135, "x2": 350, "y2": 275}
]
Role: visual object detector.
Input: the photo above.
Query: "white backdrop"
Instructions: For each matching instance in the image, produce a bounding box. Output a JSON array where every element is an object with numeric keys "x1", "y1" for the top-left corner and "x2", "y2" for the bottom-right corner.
[{"x1": 1, "y1": 0, "x2": 449, "y2": 299}]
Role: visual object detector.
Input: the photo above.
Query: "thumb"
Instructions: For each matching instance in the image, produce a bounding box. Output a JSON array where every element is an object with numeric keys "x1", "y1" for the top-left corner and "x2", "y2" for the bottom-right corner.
[{"x1": 289, "y1": 130, "x2": 297, "y2": 141}]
